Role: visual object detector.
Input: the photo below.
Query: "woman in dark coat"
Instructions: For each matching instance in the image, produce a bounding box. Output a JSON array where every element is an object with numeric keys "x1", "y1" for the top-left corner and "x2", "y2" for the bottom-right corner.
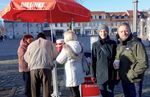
[{"x1": 92, "y1": 24, "x2": 118, "y2": 97}]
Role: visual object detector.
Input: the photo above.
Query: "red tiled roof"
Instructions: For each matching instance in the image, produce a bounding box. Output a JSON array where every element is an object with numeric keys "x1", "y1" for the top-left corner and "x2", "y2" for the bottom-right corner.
[
  {"x1": 91, "y1": 11, "x2": 106, "y2": 14},
  {"x1": 108, "y1": 12, "x2": 127, "y2": 16},
  {"x1": 127, "y1": 10, "x2": 141, "y2": 16}
]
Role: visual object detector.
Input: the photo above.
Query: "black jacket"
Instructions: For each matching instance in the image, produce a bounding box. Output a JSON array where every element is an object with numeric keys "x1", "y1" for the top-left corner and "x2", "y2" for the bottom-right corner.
[{"x1": 92, "y1": 36, "x2": 117, "y2": 84}]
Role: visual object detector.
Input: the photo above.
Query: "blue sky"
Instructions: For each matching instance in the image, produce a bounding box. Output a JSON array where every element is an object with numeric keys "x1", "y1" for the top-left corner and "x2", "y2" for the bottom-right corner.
[{"x1": 0, "y1": 0, "x2": 150, "y2": 12}]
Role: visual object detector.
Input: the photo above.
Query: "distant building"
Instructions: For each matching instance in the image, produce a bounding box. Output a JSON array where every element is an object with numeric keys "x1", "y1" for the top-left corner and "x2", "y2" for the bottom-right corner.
[{"x1": 2, "y1": 10, "x2": 149, "y2": 39}]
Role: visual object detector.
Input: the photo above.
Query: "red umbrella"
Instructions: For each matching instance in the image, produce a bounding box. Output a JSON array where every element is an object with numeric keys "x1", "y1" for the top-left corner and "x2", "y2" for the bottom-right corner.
[{"x1": 0, "y1": 0, "x2": 91, "y2": 23}]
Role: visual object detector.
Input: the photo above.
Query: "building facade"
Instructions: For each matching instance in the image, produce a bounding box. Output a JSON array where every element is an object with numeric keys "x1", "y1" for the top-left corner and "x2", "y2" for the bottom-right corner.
[{"x1": 1, "y1": 10, "x2": 149, "y2": 39}]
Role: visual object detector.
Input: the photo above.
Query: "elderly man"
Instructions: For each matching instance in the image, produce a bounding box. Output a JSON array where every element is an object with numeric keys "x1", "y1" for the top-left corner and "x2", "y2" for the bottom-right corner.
[
  {"x1": 24, "y1": 33, "x2": 58, "y2": 97},
  {"x1": 113, "y1": 23, "x2": 148, "y2": 97}
]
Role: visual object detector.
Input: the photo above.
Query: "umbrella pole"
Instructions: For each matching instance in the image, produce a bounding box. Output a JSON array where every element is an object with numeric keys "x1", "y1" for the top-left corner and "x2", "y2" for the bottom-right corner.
[
  {"x1": 41, "y1": 23, "x2": 43, "y2": 32},
  {"x1": 71, "y1": 21, "x2": 74, "y2": 31},
  {"x1": 27, "y1": 22, "x2": 29, "y2": 34},
  {"x1": 50, "y1": 24, "x2": 53, "y2": 42},
  {"x1": 50, "y1": 23, "x2": 61, "y2": 97}
]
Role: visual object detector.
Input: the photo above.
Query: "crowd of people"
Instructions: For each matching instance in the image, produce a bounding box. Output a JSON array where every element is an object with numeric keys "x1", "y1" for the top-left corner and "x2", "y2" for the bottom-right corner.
[{"x1": 17, "y1": 22, "x2": 148, "y2": 97}]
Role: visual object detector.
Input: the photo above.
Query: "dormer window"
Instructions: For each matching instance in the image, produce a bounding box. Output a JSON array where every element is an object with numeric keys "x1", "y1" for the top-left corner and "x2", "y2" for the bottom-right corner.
[
  {"x1": 121, "y1": 16, "x2": 124, "y2": 19},
  {"x1": 115, "y1": 16, "x2": 119, "y2": 19}
]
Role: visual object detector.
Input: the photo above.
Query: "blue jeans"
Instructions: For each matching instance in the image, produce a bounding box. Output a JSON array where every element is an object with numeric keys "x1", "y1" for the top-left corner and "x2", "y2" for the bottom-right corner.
[
  {"x1": 22, "y1": 72, "x2": 31, "y2": 97},
  {"x1": 99, "y1": 81, "x2": 115, "y2": 97},
  {"x1": 122, "y1": 80, "x2": 143, "y2": 97}
]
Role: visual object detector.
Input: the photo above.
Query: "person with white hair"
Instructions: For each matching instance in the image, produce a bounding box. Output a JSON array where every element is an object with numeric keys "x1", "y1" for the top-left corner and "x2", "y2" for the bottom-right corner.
[{"x1": 56, "y1": 30, "x2": 85, "y2": 97}]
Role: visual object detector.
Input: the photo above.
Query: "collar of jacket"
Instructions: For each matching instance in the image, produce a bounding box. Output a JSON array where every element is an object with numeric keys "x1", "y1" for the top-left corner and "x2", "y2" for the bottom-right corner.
[{"x1": 98, "y1": 35, "x2": 110, "y2": 44}]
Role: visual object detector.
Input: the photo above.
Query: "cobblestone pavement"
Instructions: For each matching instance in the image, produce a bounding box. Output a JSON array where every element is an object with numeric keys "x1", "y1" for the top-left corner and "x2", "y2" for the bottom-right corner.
[{"x1": 0, "y1": 39, "x2": 150, "y2": 97}]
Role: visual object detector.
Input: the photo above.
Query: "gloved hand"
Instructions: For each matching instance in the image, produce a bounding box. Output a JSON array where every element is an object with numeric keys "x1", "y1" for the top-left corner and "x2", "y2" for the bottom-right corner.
[{"x1": 113, "y1": 60, "x2": 120, "y2": 70}]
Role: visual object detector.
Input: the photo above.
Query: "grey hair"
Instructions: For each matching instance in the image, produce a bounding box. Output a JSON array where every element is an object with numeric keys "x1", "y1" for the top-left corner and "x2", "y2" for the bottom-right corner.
[
  {"x1": 63, "y1": 30, "x2": 77, "y2": 43},
  {"x1": 97, "y1": 24, "x2": 109, "y2": 33},
  {"x1": 117, "y1": 22, "x2": 131, "y2": 33}
]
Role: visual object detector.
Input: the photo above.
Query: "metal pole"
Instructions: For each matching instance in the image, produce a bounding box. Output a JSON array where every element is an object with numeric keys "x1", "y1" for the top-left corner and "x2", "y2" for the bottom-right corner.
[
  {"x1": 27, "y1": 22, "x2": 30, "y2": 34},
  {"x1": 133, "y1": 0, "x2": 138, "y2": 33},
  {"x1": 147, "y1": 17, "x2": 150, "y2": 40},
  {"x1": 140, "y1": 19, "x2": 144, "y2": 37},
  {"x1": 51, "y1": 23, "x2": 60, "y2": 97}
]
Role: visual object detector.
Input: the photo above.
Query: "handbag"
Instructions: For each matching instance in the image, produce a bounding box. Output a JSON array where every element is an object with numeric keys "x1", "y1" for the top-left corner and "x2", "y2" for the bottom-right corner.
[{"x1": 81, "y1": 76, "x2": 100, "y2": 97}]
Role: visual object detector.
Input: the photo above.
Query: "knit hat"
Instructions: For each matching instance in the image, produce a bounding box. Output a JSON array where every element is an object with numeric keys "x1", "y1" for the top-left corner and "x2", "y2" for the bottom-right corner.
[{"x1": 97, "y1": 24, "x2": 109, "y2": 33}]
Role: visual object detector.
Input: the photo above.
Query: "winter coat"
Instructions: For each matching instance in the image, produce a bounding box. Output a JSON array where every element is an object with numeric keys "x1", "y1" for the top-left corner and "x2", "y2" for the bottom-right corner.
[
  {"x1": 17, "y1": 39, "x2": 29, "y2": 72},
  {"x1": 92, "y1": 36, "x2": 117, "y2": 85},
  {"x1": 24, "y1": 38, "x2": 58, "y2": 70},
  {"x1": 56, "y1": 40, "x2": 85, "y2": 87},
  {"x1": 115, "y1": 34, "x2": 148, "y2": 83}
]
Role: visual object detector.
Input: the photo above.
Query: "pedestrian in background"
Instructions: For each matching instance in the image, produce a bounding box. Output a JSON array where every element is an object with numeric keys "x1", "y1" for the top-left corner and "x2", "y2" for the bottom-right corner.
[
  {"x1": 17, "y1": 34, "x2": 33, "y2": 97},
  {"x1": 56, "y1": 30, "x2": 85, "y2": 97},
  {"x1": 113, "y1": 22, "x2": 148, "y2": 97},
  {"x1": 92, "y1": 24, "x2": 118, "y2": 97},
  {"x1": 24, "y1": 33, "x2": 58, "y2": 97}
]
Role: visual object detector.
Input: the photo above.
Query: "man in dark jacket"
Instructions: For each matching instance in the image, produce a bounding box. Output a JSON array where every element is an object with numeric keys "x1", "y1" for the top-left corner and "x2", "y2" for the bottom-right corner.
[
  {"x1": 92, "y1": 24, "x2": 118, "y2": 97},
  {"x1": 113, "y1": 23, "x2": 148, "y2": 97}
]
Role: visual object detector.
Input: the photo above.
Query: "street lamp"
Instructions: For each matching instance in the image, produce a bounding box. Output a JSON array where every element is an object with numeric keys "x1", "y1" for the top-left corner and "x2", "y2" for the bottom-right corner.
[
  {"x1": 133, "y1": 0, "x2": 138, "y2": 33},
  {"x1": 140, "y1": 18, "x2": 145, "y2": 37},
  {"x1": 147, "y1": 17, "x2": 150, "y2": 40}
]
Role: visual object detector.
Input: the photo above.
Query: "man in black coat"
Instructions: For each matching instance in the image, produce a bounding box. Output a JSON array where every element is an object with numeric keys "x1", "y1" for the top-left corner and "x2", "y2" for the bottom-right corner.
[{"x1": 92, "y1": 24, "x2": 118, "y2": 97}]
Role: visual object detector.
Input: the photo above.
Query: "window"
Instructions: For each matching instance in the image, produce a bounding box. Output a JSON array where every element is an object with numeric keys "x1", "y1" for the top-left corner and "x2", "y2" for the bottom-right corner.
[
  {"x1": 15, "y1": 23, "x2": 18, "y2": 27},
  {"x1": 99, "y1": 16, "x2": 102, "y2": 19},
  {"x1": 36, "y1": 24, "x2": 39, "y2": 27},
  {"x1": 85, "y1": 30, "x2": 91, "y2": 35},
  {"x1": 23, "y1": 24, "x2": 26, "y2": 27},
  {"x1": 74, "y1": 29, "x2": 80, "y2": 35},
  {"x1": 121, "y1": 16, "x2": 124, "y2": 19},
  {"x1": 30, "y1": 24, "x2": 32, "y2": 27},
  {"x1": 138, "y1": 15, "x2": 141, "y2": 18},
  {"x1": 44, "y1": 23, "x2": 49, "y2": 27},
  {"x1": 115, "y1": 16, "x2": 119, "y2": 19},
  {"x1": 84, "y1": 23, "x2": 87, "y2": 27},
  {"x1": 55, "y1": 23, "x2": 58, "y2": 27},
  {"x1": 112, "y1": 15, "x2": 116, "y2": 19},
  {"x1": 60, "y1": 23, "x2": 63, "y2": 27},
  {"x1": 78, "y1": 23, "x2": 80, "y2": 27},
  {"x1": 95, "y1": 15, "x2": 97, "y2": 19},
  {"x1": 124, "y1": 15, "x2": 128, "y2": 19}
]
